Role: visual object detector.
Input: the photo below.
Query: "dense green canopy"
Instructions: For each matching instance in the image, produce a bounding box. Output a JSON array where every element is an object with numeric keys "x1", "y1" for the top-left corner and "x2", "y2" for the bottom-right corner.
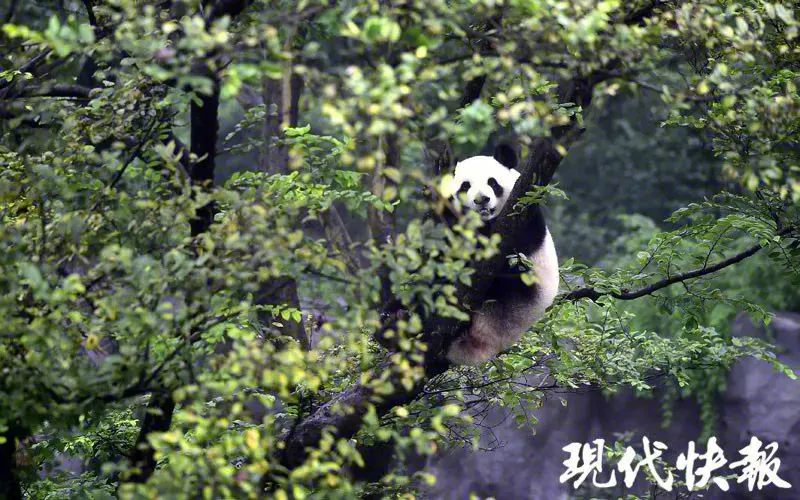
[{"x1": 0, "y1": 0, "x2": 798, "y2": 497}]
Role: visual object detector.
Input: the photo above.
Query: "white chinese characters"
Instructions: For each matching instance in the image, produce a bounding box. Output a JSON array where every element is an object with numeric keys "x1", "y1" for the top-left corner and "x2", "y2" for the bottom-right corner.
[
  {"x1": 676, "y1": 436, "x2": 728, "y2": 491},
  {"x1": 730, "y1": 436, "x2": 793, "y2": 491},
  {"x1": 561, "y1": 436, "x2": 793, "y2": 493},
  {"x1": 559, "y1": 439, "x2": 617, "y2": 488}
]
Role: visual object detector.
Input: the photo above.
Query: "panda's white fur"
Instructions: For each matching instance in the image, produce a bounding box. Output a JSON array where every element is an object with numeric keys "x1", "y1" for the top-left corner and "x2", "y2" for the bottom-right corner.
[{"x1": 446, "y1": 146, "x2": 559, "y2": 365}]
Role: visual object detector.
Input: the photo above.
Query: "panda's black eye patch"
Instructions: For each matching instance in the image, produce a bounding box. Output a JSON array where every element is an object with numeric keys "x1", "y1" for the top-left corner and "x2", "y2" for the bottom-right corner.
[
  {"x1": 458, "y1": 181, "x2": 471, "y2": 194},
  {"x1": 488, "y1": 177, "x2": 503, "y2": 197}
]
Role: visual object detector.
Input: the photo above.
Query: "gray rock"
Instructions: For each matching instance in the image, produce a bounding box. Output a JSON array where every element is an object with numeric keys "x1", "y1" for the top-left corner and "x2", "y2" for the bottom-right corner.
[
  {"x1": 427, "y1": 390, "x2": 590, "y2": 500},
  {"x1": 718, "y1": 312, "x2": 800, "y2": 499},
  {"x1": 425, "y1": 312, "x2": 800, "y2": 499}
]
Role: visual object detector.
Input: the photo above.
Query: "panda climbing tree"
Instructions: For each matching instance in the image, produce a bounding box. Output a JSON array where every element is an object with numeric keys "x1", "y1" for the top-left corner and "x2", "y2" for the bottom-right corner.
[
  {"x1": 2, "y1": 0, "x2": 799, "y2": 497},
  {"x1": 446, "y1": 144, "x2": 559, "y2": 365}
]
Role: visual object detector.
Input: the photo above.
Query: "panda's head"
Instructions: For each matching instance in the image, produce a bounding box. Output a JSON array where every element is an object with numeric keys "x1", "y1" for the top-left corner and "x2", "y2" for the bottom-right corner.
[{"x1": 451, "y1": 144, "x2": 520, "y2": 221}]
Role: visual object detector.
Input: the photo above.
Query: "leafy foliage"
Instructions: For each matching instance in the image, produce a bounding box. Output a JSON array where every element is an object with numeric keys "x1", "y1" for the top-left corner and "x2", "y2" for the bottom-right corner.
[{"x1": 0, "y1": 0, "x2": 798, "y2": 498}]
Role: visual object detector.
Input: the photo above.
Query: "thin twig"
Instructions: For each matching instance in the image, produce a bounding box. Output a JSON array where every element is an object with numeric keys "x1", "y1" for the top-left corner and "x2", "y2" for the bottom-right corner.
[{"x1": 88, "y1": 117, "x2": 160, "y2": 213}]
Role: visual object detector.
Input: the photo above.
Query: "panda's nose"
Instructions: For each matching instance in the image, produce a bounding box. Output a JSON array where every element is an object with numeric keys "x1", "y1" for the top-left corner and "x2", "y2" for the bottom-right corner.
[{"x1": 474, "y1": 194, "x2": 490, "y2": 206}]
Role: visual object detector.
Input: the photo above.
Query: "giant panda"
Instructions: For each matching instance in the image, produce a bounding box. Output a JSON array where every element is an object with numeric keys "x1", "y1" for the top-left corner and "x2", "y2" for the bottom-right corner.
[{"x1": 446, "y1": 144, "x2": 559, "y2": 365}]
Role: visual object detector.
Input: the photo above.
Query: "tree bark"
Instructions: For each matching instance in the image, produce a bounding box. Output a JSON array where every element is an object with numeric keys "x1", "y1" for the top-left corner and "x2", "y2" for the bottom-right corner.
[
  {"x1": 0, "y1": 427, "x2": 22, "y2": 500},
  {"x1": 189, "y1": 76, "x2": 221, "y2": 236},
  {"x1": 256, "y1": 65, "x2": 308, "y2": 347},
  {"x1": 126, "y1": 392, "x2": 177, "y2": 483}
]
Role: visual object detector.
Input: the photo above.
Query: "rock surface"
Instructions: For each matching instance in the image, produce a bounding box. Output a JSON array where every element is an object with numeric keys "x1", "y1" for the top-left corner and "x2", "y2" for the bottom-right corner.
[{"x1": 425, "y1": 312, "x2": 800, "y2": 499}]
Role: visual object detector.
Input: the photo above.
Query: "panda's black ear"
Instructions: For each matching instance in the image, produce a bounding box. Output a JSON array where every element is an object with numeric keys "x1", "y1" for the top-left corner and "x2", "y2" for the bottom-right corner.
[{"x1": 493, "y1": 144, "x2": 518, "y2": 170}]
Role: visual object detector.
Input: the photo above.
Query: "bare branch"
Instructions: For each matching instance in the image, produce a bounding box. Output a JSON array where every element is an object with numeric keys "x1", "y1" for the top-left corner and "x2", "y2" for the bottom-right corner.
[
  {"x1": 0, "y1": 50, "x2": 53, "y2": 91},
  {"x1": 81, "y1": 0, "x2": 98, "y2": 27},
  {"x1": 10, "y1": 84, "x2": 92, "y2": 99},
  {"x1": 562, "y1": 227, "x2": 795, "y2": 302},
  {"x1": 3, "y1": 0, "x2": 20, "y2": 24},
  {"x1": 319, "y1": 205, "x2": 362, "y2": 274}
]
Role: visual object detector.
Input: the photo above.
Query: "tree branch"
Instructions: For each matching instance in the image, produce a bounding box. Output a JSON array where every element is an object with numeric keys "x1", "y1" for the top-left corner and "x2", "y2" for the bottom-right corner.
[
  {"x1": 126, "y1": 392, "x2": 176, "y2": 483},
  {"x1": 81, "y1": 0, "x2": 98, "y2": 27},
  {"x1": 597, "y1": 69, "x2": 728, "y2": 103},
  {"x1": 0, "y1": 50, "x2": 52, "y2": 91},
  {"x1": 563, "y1": 227, "x2": 795, "y2": 302},
  {"x1": 432, "y1": 12, "x2": 502, "y2": 178},
  {"x1": 320, "y1": 204, "x2": 362, "y2": 274},
  {"x1": 8, "y1": 84, "x2": 93, "y2": 100},
  {"x1": 4, "y1": 82, "x2": 191, "y2": 178},
  {"x1": 3, "y1": 0, "x2": 20, "y2": 24}
]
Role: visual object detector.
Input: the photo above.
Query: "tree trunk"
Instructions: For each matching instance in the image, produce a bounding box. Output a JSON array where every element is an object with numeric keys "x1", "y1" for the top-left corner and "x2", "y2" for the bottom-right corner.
[
  {"x1": 257, "y1": 67, "x2": 308, "y2": 346},
  {"x1": 0, "y1": 427, "x2": 22, "y2": 500}
]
